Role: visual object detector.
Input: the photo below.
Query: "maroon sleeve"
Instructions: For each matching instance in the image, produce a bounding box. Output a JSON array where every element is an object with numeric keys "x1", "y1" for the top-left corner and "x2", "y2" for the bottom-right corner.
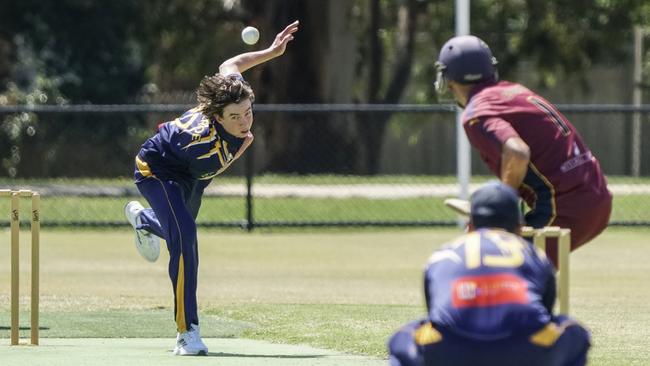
[{"x1": 464, "y1": 117, "x2": 521, "y2": 175}]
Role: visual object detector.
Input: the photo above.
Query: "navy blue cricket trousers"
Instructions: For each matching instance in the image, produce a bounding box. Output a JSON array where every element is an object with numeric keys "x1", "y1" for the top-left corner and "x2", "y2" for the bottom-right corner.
[
  {"x1": 388, "y1": 316, "x2": 590, "y2": 366},
  {"x1": 135, "y1": 176, "x2": 208, "y2": 333}
]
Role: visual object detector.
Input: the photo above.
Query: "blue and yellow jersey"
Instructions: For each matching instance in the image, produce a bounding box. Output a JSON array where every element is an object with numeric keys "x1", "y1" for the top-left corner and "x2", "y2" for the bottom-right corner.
[
  {"x1": 135, "y1": 108, "x2": 246, "y2": 183},
  {"x1": 424, "y1": 228, "x2": 555, "y2": 341}
]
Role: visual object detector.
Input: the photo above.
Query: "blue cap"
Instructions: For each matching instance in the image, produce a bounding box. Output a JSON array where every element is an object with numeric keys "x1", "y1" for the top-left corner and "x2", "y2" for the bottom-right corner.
[{"x1": 470, "y1": 182, "x2": 523, "y2": 232}]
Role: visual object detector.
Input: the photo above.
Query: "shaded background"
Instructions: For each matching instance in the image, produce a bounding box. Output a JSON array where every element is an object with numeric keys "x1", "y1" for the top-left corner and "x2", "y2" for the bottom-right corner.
[
  {"x1": 1, "y1": 0, "x2": 650, "y2": 178},
  {"x1": 0, "y1": 0, "x2": 649, "y2": 228}
]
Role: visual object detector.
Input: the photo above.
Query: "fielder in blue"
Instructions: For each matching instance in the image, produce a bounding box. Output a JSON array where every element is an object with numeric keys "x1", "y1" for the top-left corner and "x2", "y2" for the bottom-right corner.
[
  {"x1": 388, "y1": 182, "x2": 590, "y2": 366},
  {"x1": 123, "y1": 21, "x2": 299, "y2": 356}
]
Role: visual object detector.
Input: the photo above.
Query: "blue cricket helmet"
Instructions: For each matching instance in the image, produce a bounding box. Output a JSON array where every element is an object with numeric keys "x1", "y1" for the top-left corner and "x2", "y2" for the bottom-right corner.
[{"x1": 434, "y1": 35, "x2": 498, "y2": 94}]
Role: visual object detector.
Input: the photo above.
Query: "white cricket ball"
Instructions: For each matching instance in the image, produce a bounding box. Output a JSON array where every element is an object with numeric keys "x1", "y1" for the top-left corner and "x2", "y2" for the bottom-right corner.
[{"x1": 241, "y1": 26, "x2": 260, "y2": 45}]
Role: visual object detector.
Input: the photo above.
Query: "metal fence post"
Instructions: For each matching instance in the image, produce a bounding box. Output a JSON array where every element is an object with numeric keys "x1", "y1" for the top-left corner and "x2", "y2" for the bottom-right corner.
[
  {"x1": 245, "y1": 146, "x2": 254, "y2": 232},
  {"x1": 632, "y1": 26, "x2": 644, "y2": 177}
]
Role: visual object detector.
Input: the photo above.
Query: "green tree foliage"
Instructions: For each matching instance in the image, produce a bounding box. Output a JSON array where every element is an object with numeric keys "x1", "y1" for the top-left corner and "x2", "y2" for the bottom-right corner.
[
  {"x1": 0, "y1": 0, "x2": 144, "y2": 103},
  {"x1": 0, "y1": 1, "x2": 146, "y2": 177},
  {"x1": 471, "y1": 0, "x2": 646, "y2": 89},
  {"x1": 134, "y1": 1, "x2": 246, "y2": 92}
]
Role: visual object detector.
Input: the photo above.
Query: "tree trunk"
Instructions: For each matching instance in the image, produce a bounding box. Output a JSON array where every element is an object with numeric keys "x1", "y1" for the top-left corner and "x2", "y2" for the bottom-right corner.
[
  {"x1": 245, "y1": 0, "x2": 357, "y2": 174},
  {"x1": 357, "y1": 0, "x2": 419, "y2": 175}
]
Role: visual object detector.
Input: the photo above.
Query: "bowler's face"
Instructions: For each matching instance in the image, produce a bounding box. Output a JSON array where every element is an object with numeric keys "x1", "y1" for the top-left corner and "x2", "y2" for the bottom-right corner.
[{"x1": 216, "y1": 98, "x2": 253, "y2": 138}]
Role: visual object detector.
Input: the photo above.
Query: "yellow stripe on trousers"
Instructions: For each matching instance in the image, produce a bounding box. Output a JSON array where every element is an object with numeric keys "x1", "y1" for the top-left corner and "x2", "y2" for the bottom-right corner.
[
  {"x1": 175, "y1": 254, "x2": 186, "y2": 332},
  {"x1": 156, "y1": 177, "x2": 187, "y2": 333}
]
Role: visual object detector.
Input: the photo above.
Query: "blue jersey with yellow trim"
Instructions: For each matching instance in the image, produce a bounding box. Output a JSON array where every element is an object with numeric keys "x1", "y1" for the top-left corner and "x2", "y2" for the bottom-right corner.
[
  {"x1": 424, "y1": 228, "x2": 555, "y2": 341},
  {"x1": 135, "y1": 108, "x2": 245, "y2": 183}
]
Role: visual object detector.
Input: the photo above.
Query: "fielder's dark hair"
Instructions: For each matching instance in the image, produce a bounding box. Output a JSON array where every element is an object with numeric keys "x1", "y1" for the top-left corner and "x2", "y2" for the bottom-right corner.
[{"x1": 196, "y1": 74, "x2": 255, "y2": 117}]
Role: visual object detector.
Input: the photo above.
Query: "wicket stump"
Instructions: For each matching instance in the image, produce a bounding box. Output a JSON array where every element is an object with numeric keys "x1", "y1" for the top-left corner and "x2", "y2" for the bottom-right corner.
[
  {"x1": 1, "y1": 189, "x2": 40, "y2": 345},
  {"x1": 521, "y1": 226, "x2": 571, "y2": 315}
]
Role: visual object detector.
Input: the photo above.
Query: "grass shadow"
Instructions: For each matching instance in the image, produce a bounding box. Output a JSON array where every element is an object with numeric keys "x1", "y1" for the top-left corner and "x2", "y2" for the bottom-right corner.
[
  {"x1": 208, "y1": 352, "x2": 327, "y2": 359},
  {"x1": 0, "y1": 326, "x2": 50, "y2": 331}
]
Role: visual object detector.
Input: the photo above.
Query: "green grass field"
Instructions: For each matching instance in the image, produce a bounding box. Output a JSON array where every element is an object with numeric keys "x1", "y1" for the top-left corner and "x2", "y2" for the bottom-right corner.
[
  {"x1": 1, "y1": 174, "x2": 649, "y2": 227},
  {"x1": 0, "y1": 228, "x2": 649, "y2": 365},
  {"x1": 0, "y1": 194, "x2": 646, "y2": 226}
]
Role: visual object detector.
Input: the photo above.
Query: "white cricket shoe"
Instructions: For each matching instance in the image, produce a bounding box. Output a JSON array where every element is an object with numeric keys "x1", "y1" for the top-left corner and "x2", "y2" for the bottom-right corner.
[
  {"x1": 124, "y1": 201, "x2": 160, "y2": 262},
  {"x1": 174, "y1": 324, "x2": 208, "y2": 356}
]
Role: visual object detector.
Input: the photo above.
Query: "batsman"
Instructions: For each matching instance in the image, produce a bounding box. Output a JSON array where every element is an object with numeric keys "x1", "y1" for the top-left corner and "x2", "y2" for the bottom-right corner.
[{"x1": 435, "y1": 35, "x2": 612, "y2": 266}]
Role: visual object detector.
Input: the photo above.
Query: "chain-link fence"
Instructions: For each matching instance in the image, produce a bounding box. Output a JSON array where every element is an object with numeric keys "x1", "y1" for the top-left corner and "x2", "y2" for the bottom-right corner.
[{"x1": 1, "y1": 104, "x2": 649, "y2": 228}]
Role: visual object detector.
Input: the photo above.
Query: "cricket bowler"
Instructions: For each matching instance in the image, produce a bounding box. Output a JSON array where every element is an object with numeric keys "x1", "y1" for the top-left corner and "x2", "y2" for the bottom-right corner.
[{"x1": 123, "y1": 21, "x2": 299, "y2": 356}]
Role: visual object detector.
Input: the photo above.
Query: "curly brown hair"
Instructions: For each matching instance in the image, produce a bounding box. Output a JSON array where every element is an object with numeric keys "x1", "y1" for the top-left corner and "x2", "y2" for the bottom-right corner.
[{"x1": 196, "y1": 74, "x2": 255, "y2": 117}]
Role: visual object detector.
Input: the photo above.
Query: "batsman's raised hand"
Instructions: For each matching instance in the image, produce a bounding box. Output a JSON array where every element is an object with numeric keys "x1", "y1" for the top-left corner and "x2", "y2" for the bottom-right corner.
[{"x1": 268, "y1": 20, "x2": 299, "y2": 57}]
